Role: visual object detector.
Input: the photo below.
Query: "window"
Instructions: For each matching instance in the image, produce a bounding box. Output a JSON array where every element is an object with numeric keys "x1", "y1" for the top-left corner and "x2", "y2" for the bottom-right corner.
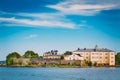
[
  {"x1": 86, "y1": 57, "x2": 88, "y2": 59},
  {"x1": 105, "y1": 61, "x2": 108, "y2": 63},
  {"x1": 111, "y1": 53, "x2": 114, "y2": 55},
  {"x1": 111, "y1": 57, "x2": 114, "y2": 59},
  {"x1": 92, "y1": 53, "x2": 94, "y2": 55},
  {"x1": 80, "y1": 53, "x2": 83, "y2": 55},
  {"x1": 105, "y1": 53, "x2": 108, "y2": 55},
  {"x1": 100, "y1": 53, "x2": 102, "y2": 55},
  {"x1": 111, "y1": 61, "x2": 114, "y2": 63},
  {"x1": 105, "y1": 57, "x2": 108, "y2": 59},
  {"x1": 86, "y1": 53, "x2": 88, "y2": 55}
]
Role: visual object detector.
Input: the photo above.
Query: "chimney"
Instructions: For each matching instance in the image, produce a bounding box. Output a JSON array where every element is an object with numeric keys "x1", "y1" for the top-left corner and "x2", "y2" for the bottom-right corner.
[
  {"x1": 77, "y1": 48, "x2": 80, "y2": 50},
  {"x1": 94, "y1": 45, "x2": 98, "y2": 51},
  {"x1": 84, "y1": 48, "x2": 86, "y2": 50}
]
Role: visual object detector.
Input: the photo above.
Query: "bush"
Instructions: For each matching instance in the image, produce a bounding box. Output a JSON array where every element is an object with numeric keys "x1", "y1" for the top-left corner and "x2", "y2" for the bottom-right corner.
[
  {"x1": 28, "y1": 61, "x2": 32, "y2": 65},
  {"x1": 88, "y1": 61, "x2": 92, "y2": 66},
  {"x1": 93, "y1": 62, "x2": 97, "y2": 66},
  {"x1": 83, "y1": 60, "x2": 92, "y2": 67}
]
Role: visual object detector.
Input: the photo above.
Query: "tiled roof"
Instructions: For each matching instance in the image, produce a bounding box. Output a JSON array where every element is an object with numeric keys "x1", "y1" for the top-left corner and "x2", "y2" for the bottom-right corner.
[
  {"x1": 48, "y1": 55, "x2": 62, "y2": 56},
  {"x1": 76, "y1": 54, "x2": 82, "y2": 57},
  {"x1": 73, "y1": 48, "x2": 114, "y2": 52},
  {"x1": 64, "y1": 54, "x2": 82, "y2": 57}
]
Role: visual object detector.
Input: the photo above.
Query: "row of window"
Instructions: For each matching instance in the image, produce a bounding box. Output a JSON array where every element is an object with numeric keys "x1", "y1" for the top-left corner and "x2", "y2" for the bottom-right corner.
[
  {"x1": 91, "y1": 56, "x2": 114, "y2": 59},
  {"x1": 77, "y1": 53, "x2": 114, "y2": 55},
  {"x1": 68, "y1": 58, "x2": 79, "y2": 60},
  {"x1": 92, "y1": 60, "x2": 114, "y2": 63}
]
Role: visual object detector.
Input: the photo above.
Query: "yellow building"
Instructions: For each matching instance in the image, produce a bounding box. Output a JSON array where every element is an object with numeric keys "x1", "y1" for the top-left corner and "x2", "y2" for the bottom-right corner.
[
  {"x1": 43, "y1": 55, "x2": 61, "y2": 60},
  {"x1": 73, "y1": 46, "x2": 115, "y2": 66},
  {"x1": 43, "y1": 50, "x2": 61, "y2": 60}
]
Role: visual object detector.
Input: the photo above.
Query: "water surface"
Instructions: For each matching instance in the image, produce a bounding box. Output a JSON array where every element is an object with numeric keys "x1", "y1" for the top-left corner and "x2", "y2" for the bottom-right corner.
[{"x1": 0, "y1": 67, "x2": 119, "y2": 80}]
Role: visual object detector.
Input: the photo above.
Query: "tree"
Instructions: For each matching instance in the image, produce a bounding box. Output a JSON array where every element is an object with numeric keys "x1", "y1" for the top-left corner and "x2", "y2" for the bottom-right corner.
[
  {"x1": 83, "y1": 60, "x2": 92, "y2": 67},
  {"x1": 23, "y1": 50, "x2": 39, "y2": 58},
  {"x1": 88, "y1": 61, "x2": 92, "y2": 66},
  {"x1": 6, "y1": 52, "x2": 21, "y2": 65},
  {"x1": 39, "y1": 56, "x2": 43, "y2": 59},
  {"x1": 116, "y1": 52, "x2": 120, "y2": 65},
  {"x1": 83, "y1": 60, "x2": 88, "y2": 66},
  {"x1": 64, "y1": 51, "x2": 72, "y2": 55}
]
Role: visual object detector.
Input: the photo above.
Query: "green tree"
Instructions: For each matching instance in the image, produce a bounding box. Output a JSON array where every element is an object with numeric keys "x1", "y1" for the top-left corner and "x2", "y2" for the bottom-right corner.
[
  {"x1": 23, "y1": 50, "x2": 39, "y2": 58},
  {"x1": 6, "y1": 52, "x2": 21, "y2": 65},
  {"x1": 83, "y1": 60, "x2": 92, "y2": 67},
  {"x1": 116, "y1": 52, "x2": 120, "y2": 65},
  {"x1": 83, "y1": 60, "x2": 88, "y2": 66},
  {"x1": 39, "y1": 56, "x2": 43, "y2": 59},
  {"x1": 64, "y1": 51, "x2": 72, "y2": 55},
  {"x1": 88, "y1": 61, "x2": 92, "y2": 66}
]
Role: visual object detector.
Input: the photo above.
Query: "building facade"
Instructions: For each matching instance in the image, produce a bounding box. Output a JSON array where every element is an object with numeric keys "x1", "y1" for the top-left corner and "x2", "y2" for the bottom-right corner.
[
  {"x1": 73, "y1": 46, "x2": 115, "y2": 66},
  {"x1": 64, "y1": 54, "x2": 83, "y2": 61},
  {"x1": 43, "y1": 50, "x2": 61, "y2": 60}
]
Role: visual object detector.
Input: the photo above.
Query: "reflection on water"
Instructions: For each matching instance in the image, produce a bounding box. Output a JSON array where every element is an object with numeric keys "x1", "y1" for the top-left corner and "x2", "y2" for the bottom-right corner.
[{"x1": 0, "y1": 67, "x2": 120, "y2": 80}]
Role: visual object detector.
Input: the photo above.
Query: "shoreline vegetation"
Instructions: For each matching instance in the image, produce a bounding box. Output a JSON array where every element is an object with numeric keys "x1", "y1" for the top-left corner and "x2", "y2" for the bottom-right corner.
[
  {"x1": 0, "y1": 65, "x2": 117, "y2": 68},
  {"x1": 0, "y1": 62, "x2": 117, "y2": 68}
]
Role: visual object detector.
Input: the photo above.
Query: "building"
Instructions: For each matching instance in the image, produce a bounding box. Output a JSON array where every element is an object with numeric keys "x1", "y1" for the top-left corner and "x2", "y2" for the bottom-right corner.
[
  {"x1": 73, "y1": 46, "x2": 115, "y2": 66},
  {"x1": 64, "y1": 54, "x2": 83, "y2": 60},
  {"x1": 43, "y1": 50, "x2": 61, "y2": 60}
]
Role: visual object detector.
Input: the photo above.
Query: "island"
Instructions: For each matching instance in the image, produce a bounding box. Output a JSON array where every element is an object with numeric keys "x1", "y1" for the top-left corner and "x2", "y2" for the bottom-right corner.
[{"x1": 1, "y1": 45, "x2": 120, "y2": 68}]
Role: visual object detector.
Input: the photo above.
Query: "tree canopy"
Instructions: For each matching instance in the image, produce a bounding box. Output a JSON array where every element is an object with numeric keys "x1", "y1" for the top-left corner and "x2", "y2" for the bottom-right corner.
[
  {"x1": 23, "y1": 50, "x2": 39, "y2": 58},
  {"x1": 6, "y1": 52, "x2": 21, "y2": 65},
  {"x1": 64, "y1": 51, "x2": 72, "y2": 55},
  {"x1": 116, "y1": 52, "x2": 120, "y2": 64}
]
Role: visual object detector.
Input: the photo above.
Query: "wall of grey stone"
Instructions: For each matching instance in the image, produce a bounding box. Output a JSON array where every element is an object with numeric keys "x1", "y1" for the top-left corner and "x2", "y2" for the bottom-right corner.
[
  {"x1": 14, "y1": 58, "x2": 83, "y2": 66},
  {"x1": 41, "y1": 60, "x2": 83, "y2": 65}
]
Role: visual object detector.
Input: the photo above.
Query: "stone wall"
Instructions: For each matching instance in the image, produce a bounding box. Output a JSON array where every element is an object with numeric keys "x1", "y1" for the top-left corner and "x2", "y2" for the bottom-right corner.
[{"x1": 13, "y1": 58, "x2": 83, "y2": 66}]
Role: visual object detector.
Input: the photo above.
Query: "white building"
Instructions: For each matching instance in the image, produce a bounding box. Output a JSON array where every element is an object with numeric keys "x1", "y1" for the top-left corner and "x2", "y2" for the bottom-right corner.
[{"x1": 64, "y1": 54, "x2": 83, "y2": 60}]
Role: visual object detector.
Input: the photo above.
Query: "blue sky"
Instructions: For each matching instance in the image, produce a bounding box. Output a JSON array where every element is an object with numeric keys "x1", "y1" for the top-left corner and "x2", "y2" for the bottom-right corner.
[{"x1": 0, "y1": 0, "x2": 120, "y2": 60}]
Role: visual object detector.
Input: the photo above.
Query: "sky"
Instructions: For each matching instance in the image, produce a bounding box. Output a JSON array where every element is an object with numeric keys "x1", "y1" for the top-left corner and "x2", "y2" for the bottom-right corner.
[{"x1": 0, "y1": 0, "x2": 120, "y2": 60}]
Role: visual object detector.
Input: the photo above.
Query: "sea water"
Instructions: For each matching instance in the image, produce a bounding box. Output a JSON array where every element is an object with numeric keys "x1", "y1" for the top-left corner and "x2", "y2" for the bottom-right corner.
[{"x1": 0, "y1": 67, "x2": 120, "y2": 80}]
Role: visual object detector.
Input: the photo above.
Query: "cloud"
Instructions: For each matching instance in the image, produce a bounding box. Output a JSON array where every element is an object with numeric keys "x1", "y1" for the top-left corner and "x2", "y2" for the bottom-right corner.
[
  {"x1": 0, "y1": 17, "x2": 76, "y2": 29},
  {"x1": 25, "y1": 34, "x2": 38, "y2": 39},
  {"x1": 2, "y1": 0, "x2": 118, "y2": 28},
  {"x1": 47, "y1": 0, "x2": 118, "y2": 16},
  {"x1": 16, "y1": 13, "x2": 64, "y2": 20}
]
